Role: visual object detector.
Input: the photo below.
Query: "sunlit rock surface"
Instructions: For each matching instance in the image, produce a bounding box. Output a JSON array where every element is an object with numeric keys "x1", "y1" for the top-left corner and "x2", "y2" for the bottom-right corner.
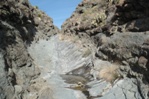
[
  {"x1": 0, "y1": 0, "x2": 149, "y2": 99},
  {"x1": 28, "y1": 35, "x2": 145, "y2": 99}
]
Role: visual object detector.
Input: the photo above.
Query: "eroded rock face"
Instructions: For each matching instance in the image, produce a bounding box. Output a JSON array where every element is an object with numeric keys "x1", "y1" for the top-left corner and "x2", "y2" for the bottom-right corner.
[
  {"x1": 0, "y1": 0, "x2": 59, "y2": 98},
  {"x1": 61, "y1": 0, "x2": 149, "y2": 99},
  {"x1": 1, "y1": 0, "x2": 149, "y2": 99}
]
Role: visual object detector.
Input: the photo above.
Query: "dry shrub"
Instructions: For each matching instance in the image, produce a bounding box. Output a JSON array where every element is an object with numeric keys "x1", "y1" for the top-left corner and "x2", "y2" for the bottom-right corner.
[{"x1": 98, "y1": 64, "x2": 119, "y2": 83}]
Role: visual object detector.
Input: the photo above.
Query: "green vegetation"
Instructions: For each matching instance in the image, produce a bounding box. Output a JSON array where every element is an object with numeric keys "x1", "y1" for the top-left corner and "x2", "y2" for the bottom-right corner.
[
  {"x1": 35, "y1": 5, "x2": 39, "y2": 9},
  {"x1": 38, "y1": 13, "x2": 42, "y2": 17}
]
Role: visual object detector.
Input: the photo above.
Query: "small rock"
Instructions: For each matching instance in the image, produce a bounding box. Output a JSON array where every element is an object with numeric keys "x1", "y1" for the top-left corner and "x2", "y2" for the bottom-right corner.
[
  {"x1": 14, "y1": 85, "x2": 23, "y2": 94},
  {"x1": 138, "y1": 56, "x2": 148, "y2": 69}
]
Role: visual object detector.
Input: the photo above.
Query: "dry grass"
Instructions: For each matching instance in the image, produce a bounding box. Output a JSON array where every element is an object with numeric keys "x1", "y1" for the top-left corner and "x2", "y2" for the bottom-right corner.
[{"x1": 98, "y1": 64, "x2": 119, "y2": 84}]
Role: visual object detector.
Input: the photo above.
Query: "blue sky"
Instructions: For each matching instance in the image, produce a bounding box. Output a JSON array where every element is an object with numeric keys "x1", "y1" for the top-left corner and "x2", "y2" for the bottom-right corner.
[{"x1": 29, "y1": 0, "x2": 82, "y2": 28}]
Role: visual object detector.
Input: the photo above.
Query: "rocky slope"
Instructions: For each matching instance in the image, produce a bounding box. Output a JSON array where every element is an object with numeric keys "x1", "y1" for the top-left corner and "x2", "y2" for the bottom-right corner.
[
  {"x1": 62, "y1": 0, "x2": 149, "y2": 98},
  {"x1": 0, "y1": 0, "x2": 59, "y2": 99},
  {"x1": 0, "y1": 0, "x2": 149, "y2": 99}
]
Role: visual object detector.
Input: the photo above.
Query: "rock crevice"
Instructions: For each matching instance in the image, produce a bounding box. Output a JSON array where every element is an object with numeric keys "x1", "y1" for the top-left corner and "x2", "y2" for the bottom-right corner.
[{"x1": 0, "y1": 0, "x2": 149, "y2": 99}]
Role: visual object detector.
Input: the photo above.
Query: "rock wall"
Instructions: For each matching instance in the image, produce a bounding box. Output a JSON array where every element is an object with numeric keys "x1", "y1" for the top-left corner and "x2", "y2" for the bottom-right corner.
[
  {"x1": 1, "y1": 0, "x2": 149, "y2": 99},
  {"x1": 0, "y1": 0, "x2": 59, "y2": 98},
  {"x1": 62, "y1": 0, "x2": 149, "y2": 98}
]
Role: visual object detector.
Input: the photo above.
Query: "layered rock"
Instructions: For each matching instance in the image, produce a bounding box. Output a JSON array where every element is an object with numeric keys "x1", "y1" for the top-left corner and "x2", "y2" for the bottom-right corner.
[
  {"x1": 0, "y1": 0, "x2": 59, "y2": 98},
  {"x1": 1, "y1": 0, "x2": 149, "y2": 99},
  {"x1": 62, "y1": 0, "x2": 149, "y2": 98}
]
